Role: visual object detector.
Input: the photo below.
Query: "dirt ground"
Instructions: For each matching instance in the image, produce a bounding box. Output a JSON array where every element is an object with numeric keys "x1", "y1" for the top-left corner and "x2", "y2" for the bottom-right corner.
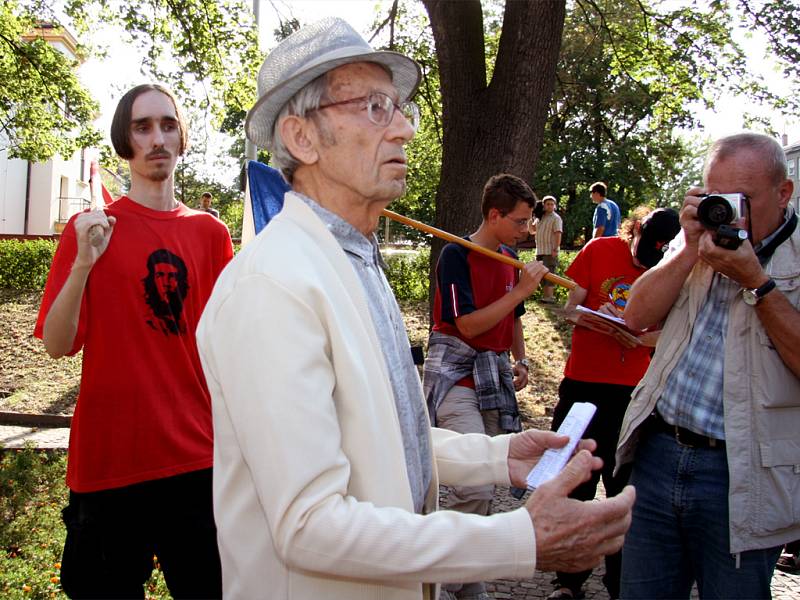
[
  {"x1": 1, "y1": 290, "x2": 570, "y2": 424},
  {"x1": 0, "y1": 290, "x2": 81, "y2": 414}
]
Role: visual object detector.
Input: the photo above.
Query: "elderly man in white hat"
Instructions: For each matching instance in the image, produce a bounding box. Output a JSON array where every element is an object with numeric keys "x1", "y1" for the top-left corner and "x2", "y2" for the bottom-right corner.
[{"x1": 196, "y1": 18, "x2": 634, "y2": 600}]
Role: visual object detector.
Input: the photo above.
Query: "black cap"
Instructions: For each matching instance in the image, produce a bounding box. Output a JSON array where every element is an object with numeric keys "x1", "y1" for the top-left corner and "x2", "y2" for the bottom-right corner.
[{"x1": 636, "y1": 208, "x2": 681, "y2": 268}]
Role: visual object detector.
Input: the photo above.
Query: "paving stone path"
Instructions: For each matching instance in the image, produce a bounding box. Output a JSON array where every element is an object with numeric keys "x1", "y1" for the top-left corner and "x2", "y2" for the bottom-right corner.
[
  {"x1": 0, "y1": 424, "x2": 71, "y2": 449},
  {"x1": 2, "y1": 423, "x2": 798, "y2": 599}
]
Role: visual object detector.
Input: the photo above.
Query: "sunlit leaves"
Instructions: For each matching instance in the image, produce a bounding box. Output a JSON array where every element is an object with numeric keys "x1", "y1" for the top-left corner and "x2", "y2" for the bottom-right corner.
[
  {"x1": 64, "y1": 0, "x2": 263, "y2": 128},
  {"x1": 0, "y1": 1, "x2": 101, "y2": 161}
]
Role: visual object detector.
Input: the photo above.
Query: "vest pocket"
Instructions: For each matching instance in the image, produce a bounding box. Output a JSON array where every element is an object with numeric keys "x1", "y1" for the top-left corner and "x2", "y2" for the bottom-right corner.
[
  {"x1": 773, "y1": 274, "x2": 800, "y2": 307},
  {"x1": 754, "y1": 329, "x2": 800, "y2": 408},
  {"x1": 755, "y1": 439, "x2": 800, "y2": 534}
]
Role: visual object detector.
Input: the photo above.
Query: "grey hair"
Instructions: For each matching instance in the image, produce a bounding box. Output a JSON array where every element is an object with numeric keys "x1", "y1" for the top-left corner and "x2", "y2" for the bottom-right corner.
[
  {"x1": 269, "y1": 73, "x2": 330, "y2": 183},
  {"x1": 704, "y1": 132, "x2": 788, "y2": 187}
]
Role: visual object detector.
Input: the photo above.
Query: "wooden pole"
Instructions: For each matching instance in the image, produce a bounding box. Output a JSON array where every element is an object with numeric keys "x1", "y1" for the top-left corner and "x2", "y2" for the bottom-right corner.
[
  {"x1": 87, "y1": 161, "x2": 105, "y2": 247},
  {"x1": 381, "y1": 209, "x2": 576, "y2": 290}
]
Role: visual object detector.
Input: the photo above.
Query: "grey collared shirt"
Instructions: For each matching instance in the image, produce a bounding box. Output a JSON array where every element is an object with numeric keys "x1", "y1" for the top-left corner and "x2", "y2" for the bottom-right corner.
[{"x1": 299, "y1": 194, "x2": 432, "y2": 513}]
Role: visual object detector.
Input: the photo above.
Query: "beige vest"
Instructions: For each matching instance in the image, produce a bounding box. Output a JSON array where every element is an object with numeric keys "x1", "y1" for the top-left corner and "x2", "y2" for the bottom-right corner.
[{"x1": 616, "y1": 226, "x2": 800, "y2": 553}]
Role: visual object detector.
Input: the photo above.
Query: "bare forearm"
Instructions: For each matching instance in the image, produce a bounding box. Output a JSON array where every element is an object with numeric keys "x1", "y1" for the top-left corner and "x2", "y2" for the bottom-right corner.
[
  {"x1": 563, "y1": 286, "x2": 588, "y2": 320},
  {"x1": 755, "y1": 291, "x2": 800, "y2": 377},
  {"x1": 592, "y1": 226, "x2": 604, "y2": 239},
  {"x1": 456, "y1": 289, "x2": 527, "y2": 339},
  {"x1": 625, "y1": 246, "x2": 697, "y2": 330},
  {"x1": 42, "y1": 264, "x2": 91, "y2": 358},
  {"x1": 553, "y1": 232, "x2": 561, "y2": 251}
]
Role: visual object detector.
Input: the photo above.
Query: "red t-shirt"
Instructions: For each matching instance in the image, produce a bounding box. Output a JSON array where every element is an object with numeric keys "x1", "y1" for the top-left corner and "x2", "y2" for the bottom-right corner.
[
  {"x1": 432, "y1": 241, "x2": 524, "y2": 352},
  {"x1": 563, "y1": 236, "x2": 650, "y2": 386},
  {"x1": 35, "y1": 197, "x2": 233, "y2": 492}
]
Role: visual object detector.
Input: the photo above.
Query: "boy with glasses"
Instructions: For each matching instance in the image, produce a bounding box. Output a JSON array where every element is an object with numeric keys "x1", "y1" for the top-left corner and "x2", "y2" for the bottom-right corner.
[{"x1": 423, "y1": 173, "x2": 547, "y2": 600}]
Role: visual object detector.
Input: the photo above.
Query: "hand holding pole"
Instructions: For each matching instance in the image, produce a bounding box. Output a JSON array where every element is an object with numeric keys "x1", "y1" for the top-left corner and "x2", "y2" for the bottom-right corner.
[
  {"x1": 87, "y1": 161, "x2": 105, "y2": 248},
  {"x1": 381, "y1": 209, "x2": 576, "y2": 290}
]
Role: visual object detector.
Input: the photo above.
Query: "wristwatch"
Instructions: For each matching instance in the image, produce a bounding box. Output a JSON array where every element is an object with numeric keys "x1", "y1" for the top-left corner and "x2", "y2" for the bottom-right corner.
[
  {"x1": 515, "y1": 358, "x2": 530, "y2": 370},
  {"x1": 742, "y1": 279, "x2": 776, "y2": 306}
]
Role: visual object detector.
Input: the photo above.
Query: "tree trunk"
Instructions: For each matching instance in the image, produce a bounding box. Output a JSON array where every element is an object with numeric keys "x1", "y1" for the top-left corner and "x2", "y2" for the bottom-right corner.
[{"x1": 422, "y1": 0, "x2": 567, "y2": 300}]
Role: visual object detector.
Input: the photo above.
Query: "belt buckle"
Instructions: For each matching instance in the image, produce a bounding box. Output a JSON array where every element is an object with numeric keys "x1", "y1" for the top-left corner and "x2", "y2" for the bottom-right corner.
[{"x1": 673, "y1": 425, "x2": 694, "y2": 448}]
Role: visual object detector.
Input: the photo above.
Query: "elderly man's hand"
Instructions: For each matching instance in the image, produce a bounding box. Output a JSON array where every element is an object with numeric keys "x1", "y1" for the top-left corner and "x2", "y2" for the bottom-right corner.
[
  {"x1": 698, "y1": 231, "x2": 768, "y2": 289},
  {"x1": 526, "y1": 451, "x2": 635, "y2": 573},
  {"x1": 507, "y1": 430, "x2": 598, "y2": 489},
  {"x1": 680, "y1": 188, "x2": 706, "y2": 249}
]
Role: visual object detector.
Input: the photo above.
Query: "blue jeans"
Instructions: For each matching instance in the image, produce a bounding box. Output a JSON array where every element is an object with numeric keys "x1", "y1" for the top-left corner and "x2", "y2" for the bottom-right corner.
[{"x1": 620, "y1": 431, "x2": 781, "y2": 599}]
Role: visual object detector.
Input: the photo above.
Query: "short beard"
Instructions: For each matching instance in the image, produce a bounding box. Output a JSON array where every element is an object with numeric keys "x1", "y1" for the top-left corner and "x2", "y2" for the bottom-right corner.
[{"x1": 146, "y1": 167, "x2": 172, "y2": 183}]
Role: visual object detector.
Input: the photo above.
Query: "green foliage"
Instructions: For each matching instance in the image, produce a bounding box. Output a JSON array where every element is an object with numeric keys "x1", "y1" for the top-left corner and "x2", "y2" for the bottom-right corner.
[
  {"x1": 531, "y1": 0, "x2": 760, "y2": 247},
  {"x1": 0, "y1": 240, "x2": 56, "y2": 291},
  {"x1": 64, "y1": 0, "x2": 262, "y2": 131},
  {"x1": 0, "y1": 448, "x2": 67, "y2": 599},
  {"x1": 379, "y1": 0, "x2": 795, "y2": 250},
  {"x1": 0, "y1": 2, "x2": 101, "y2": 161},
  {"x1": 220, "y1": 200, "x2": 244, "y2": 240},
  {"x1": 0, "y1": 448, "x2": 171, "y2": 599},
  {"x1": 174, "y1": 130, "x2": 244, "y2": 236},
  {"x1": 517, "y1": 249, "x2": 577, "y2": 306},
  {"x1": 383, "y1": 247, "x2": 430, "y2": 302},
  {"x1": 370, "y1": 3, "x2": 440, "y2": 239}
]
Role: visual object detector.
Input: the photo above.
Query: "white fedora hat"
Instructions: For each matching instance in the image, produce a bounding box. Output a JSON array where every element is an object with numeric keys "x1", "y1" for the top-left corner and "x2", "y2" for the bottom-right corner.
[{"x1": 245, "y1": 17, "x2": 422, "y2": 149}]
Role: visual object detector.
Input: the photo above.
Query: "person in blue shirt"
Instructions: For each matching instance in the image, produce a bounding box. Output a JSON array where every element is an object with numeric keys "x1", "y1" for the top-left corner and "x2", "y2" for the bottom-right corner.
[{"x1": 590, "y1": 181, "x2": 621, "y2": 238}]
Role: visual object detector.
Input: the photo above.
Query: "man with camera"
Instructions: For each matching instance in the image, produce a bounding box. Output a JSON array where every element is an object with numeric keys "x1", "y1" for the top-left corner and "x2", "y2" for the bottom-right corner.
[{"x1": 615, "y1": 132, "x2": 800, "y2": 599}]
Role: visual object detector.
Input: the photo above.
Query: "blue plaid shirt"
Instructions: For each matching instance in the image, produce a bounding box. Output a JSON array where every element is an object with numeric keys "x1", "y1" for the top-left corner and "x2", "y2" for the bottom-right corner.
[
  {"x1": 657, "y1": 207, "x2": 795, "y2": 439},
  {"x1": 657, "y1": 273, "x2": 737, "y2": 439}
]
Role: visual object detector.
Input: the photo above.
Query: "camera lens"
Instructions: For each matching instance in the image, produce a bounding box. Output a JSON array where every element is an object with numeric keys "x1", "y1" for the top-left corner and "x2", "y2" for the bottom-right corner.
[{"x1": 697, "y1": 195, "x2": 734, "y2": 228}]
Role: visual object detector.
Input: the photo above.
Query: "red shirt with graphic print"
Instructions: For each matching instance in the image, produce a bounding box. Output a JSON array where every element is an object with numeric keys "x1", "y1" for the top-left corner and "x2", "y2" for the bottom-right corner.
[
  {"x1": 35, "y1": 197, "x2": 233, "y2": 492},
  {"x1": 564, "y1": 236, "x2": 651, "y2": 386}
]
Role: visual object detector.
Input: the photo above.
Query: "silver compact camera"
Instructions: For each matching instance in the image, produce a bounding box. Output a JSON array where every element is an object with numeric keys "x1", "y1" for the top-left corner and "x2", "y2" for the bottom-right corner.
[
  {"x1": 697, "y1": 193, "x2": 746, "y2": 229},
  {"x1": 697, "y1": 193, "x2": 748, "y2": 250}
]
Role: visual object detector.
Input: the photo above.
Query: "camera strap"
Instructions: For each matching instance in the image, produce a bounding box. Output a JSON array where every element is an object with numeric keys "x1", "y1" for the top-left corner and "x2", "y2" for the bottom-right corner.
[{"x1": 755, "y1": 209, "x2": 797, "y2": 264}]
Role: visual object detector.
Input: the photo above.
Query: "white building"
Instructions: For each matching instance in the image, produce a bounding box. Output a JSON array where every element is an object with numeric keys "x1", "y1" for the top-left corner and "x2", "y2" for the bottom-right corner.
[
  {"x1": 0, "y1": 24, "x2": 95, "y2": 236},
  {"x1": 784, "y1": 135, "x2": 800, "y2": 213}
]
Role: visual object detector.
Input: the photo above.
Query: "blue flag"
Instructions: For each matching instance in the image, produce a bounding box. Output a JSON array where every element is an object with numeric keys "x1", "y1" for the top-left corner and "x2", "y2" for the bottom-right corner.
[{"x1": 242, "y1": 161, "x2": 291, "y2": 244}]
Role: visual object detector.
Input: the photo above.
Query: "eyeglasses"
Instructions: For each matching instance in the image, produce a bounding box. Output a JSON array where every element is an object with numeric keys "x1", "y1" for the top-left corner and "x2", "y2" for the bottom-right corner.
[
  {"x1": 312, "y1": 92, "x2": 420, "y2": 131},
  {"x1": 504, "y1": 214, "x2": 532, "y2": 228}
]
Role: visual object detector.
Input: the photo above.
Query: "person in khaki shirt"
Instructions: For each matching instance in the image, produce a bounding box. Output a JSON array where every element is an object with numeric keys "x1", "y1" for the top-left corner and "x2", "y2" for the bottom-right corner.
[{"x1": 529, "y1": 195, "x2": 562, "y2": 303}]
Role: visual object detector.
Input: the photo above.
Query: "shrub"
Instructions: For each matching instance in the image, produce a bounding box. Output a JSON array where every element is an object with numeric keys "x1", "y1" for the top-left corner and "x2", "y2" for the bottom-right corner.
[
  {"x1": 0, "y1": 448, "x2": 170, "y2": 599},
  {"x1": 0, "y1": 448, "x2": 67, "y2": 599},
  {"x1": 0, "y1": 240, "x2": 56, "y2": 290},
  {"x1": 517, "y1": 248, "x2": 578, "y2": 305},
  {"x1": 383, "y1": 247, "x2": 430, "y2": 303}
]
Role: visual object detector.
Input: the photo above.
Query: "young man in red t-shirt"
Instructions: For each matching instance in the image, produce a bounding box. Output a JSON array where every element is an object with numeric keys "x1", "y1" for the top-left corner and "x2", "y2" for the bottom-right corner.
[
  {"x1": 423, "y1": 173, "x2": 548, "y2": 600},
  {"x1": 547, "y1": 207, "x2": 679, "y2": 600},
  {"x1": 35, "y1": 84, "x2": 233, "y2": 599}
]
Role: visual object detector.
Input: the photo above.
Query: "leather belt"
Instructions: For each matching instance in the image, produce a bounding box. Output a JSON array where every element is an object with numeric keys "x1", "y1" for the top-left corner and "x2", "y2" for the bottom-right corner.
[{"x1": 649, "y1": 412, "x2": 726, "y2": 449}]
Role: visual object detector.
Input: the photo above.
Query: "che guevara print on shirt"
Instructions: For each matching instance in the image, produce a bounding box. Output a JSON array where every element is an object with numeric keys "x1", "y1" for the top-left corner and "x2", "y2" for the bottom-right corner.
[{"x1": 142, "y1": 249, "x2": 189, "y2": 336}]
